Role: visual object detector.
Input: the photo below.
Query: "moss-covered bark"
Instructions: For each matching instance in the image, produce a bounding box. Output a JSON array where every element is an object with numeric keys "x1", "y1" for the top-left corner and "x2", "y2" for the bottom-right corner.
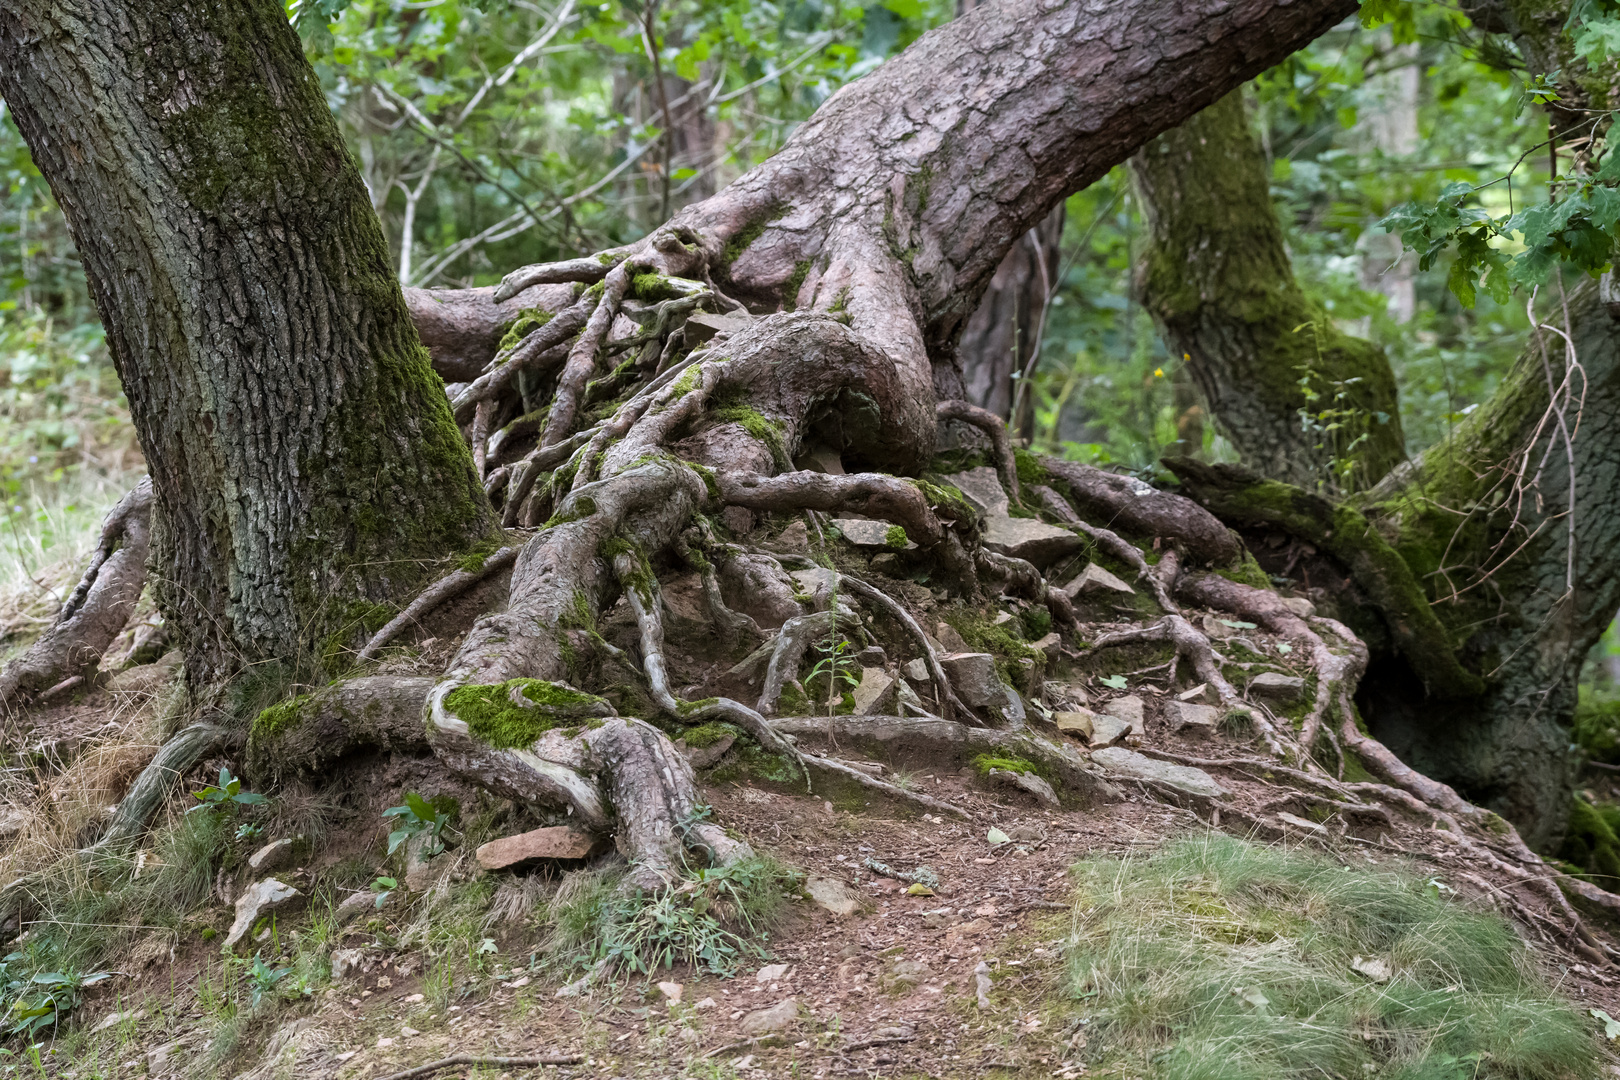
[
  {"x1": 0, "y1": 0, "x2": 494, "y2": 691},
  {"x1": 1132, "y1": 93, "x2": 1406, "y2": 492}
]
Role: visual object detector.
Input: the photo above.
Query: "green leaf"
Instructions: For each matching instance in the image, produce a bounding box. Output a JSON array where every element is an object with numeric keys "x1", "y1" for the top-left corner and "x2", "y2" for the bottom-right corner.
[
  {"x1": 1592, "y1": 1007, "x2": 1620, "y2": 1040},
  {"x1": 987, "y1": 827, "x2": 1011, "y2": 846},
  {"x1": 1217, "y1": 619, "x2": 1257, "y2": 629},
  {"x1": 405, "y1": 791, "x2": 436, "y2": 822},
  {"x1": 1099, "y1": 675, "x2": 1128, "y2": 690}
]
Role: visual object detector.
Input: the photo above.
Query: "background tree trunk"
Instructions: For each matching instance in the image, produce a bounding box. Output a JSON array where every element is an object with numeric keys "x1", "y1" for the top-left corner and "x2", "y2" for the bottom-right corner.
[
  {"x1": 1132, "y1": 91, "x2": 1407, "y2": 492},
  {"x1": 0, "y1": 0, "x2": 494, "y2": 690}
]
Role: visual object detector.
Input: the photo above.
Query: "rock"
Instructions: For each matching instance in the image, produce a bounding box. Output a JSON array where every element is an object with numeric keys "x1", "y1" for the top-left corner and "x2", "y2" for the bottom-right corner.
[
  {"x1": 248, "y1": 838, "x2": 295, "y2": 874},
  {"x1": 336, "y1": 889, "x2": 384, "y2": 923},
  {"x1": 1063, "y1": 563, "x2": 1135, "y2": 598},
  {"x1": 1101, "y1": 695, "x2": 1145, "y2": 733},
  {"x1": 678, "y1": 730, "x2": 735, "y2": 769},
  {"x1": 833, "y1": 518, "x2": 911, "y2": 549},
  {"x1": 1177, "y1": 683, "x2": 1213, "y2": 704},
  {"x1": 982, "y1": 516, "x2": 1084, "y2": 566},
  {"x1": 719, "y1": 505, "x2": 755, "y2": 536},
  {"x1": 884, "y1": 958, "x2": 932, "y2": 989},
  {"x1": 331, "y1": 947, "x2": 366, "y2": 980},
  {"x1": 851, "y1": 667, "x2": 898, "y2": 715},
  {"x1": 475, "y1": 825, "x2": 606, "y2": 870},
  {"x1": 989, "y1": 768, "x2": 1060, "y2": 808},
  {"x1": 657, "y1": 981, "x2": 684, "y2": 1004},
  {"x1": 1089, "y1": 711, "x2": 1132, "y2": 746},
  {"x1": 795, "y1": 443, "x2": 846, "y2": 475},
  {"x1": 935, "y1": 622, "x2": 970, "y2": 651},
  {"x1": 1250, "y1": 672, "x2": 1305, "y2": 701},
  {"x1": 895, "y1": 679, "x2": 935, "y2": 718},
  {"x1": 756, "y1": 963, "x2": 790, "y2": 983},
  {"x1": 685, "y1": 311, "x2": 753, "y2": 344},
  {"x1": 1201, "y1": 614, "x2": 1237, "y2": 640},
  {"x1": 147, "y1": 1041, "x2": 183, "y2": 1074},
  {"x1": 91, "y1": 1008, "x2": 144, "y2": 1034},
  {"x1": 1281, "y1": 596, "x2": 1317, "y2": 619},
  {"x1": 944, "y1": 466, "x2": 1008, "y2": 517},
  {"x1": 1350, "y1": 955, "x2": 1391, "y2": 983},
  {"x1": 974, "y1": 961, "x2": 993, "y2": 1008},
  {"x1": 805, "y1": 876, "x2": 861, "y2": 917},
  {"x1": 1053, "y1": 710, "x2": 1095, "y2": 739},
  {"x1": 1031, "y1": 632, "x2": 1062, "y2": 659},
  {"x1": 695, "y1": 997, "x2": 717, "y2": 1009},
  {"x1": 903, "y1": 657, "x2": 930, "y2": 682},
  {"x1": 770, "y1": 520, "x2": 811, "y2": 554},
  {"x1": 403, "y1": 833, "x2": 449, "y2": 892},
  {"x1": 940, "y1": 652, "x2": 1005, "y2": 709},
  {"x1": 1278, "y1": 810, "x2": 1327, "y2": 833},
  {"x1": 856, "y1": 645, "x2": 887, "y2": 667},
  {"x1": 1046, "y1": 680, "x2": 1089, "y2": 707},
  {"x1": 790, "y1": 567, "x2": 838, "y2": 608},
  {"x1": 992, "y1": 610, "x2": 1015, "y2": 626},
  {"x1": 1164, "y1": 700, "x2": 1220, "y2": 735},
  {"x1": 1090, "y1": 747, "x2": 1227, "y2": 799},
  {"x1": 225, "y1": 879, "x2": 301, "y2": 949},
  {"x1": 0, "y1": 808, "x2": 29, "y2": 840},
  {"x1": 740, "y1": 997, "x2": 799, "y2": 1036}
]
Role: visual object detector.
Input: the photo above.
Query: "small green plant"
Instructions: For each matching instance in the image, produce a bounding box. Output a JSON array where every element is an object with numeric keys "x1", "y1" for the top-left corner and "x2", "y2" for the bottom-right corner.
[
  {"x1": 245, "y1": 953, "x2": 291, "y2": 1008},
  {"x1": 383, "y1": 792, "x2": 453, "y2": 857},
  {"x1": 805, "y1": 638, "x2": 859, "y2": 718},
  {"x1": 371, "y1": 876, "x2": 399, "y2": 907},
  {"x1": 235, "y1": 822, "x2": 263, "y2": 842},
  {"x1": 191, "y1": 767, "x2": 268, "y2": 813},
  {"x1": 0, "y1": 957, "x2": 111, "y2": 1036}
]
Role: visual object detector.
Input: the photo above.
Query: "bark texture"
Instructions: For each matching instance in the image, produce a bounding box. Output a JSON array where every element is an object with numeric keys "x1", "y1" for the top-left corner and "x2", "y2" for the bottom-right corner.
[
  {"x1": 0, "y1": 0, "x2": 493, "y2": 689},
  {"x1": 1132, "y1": 92, "x2": 1406, "y2": 491}
]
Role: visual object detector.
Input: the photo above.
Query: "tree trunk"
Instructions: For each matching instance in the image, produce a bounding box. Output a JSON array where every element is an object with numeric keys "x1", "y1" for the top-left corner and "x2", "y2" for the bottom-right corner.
[
  {"x1": 1131, "y1": 91, "x2": 1407, "y2": 492},
  {"x1": 0, "y1": 0, "x2": 494, "y2": 689}
]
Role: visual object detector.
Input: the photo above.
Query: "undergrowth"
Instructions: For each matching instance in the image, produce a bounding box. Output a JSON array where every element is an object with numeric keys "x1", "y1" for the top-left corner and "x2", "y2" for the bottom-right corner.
[{"x1": 1065, "y1": 834, "x2": 1599, "y2": 1080}]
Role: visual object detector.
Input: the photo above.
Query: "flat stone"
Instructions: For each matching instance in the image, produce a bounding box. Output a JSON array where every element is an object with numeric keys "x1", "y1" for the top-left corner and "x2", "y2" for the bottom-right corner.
[
  {"x1": 944, "y1": 466, "x2": 1008, "y2": 517},
  {"x1": 983, "y1": 516, "x2": 1084, "y2": 566},
  {"x1": 756, "y1": 963, "x2": 790, "y2": 983},
  {"x1": 0, "y1": 808, "x2": 29, "y2": 840},
  {"x1": 795, "y1": 444, "x2": 846, "y2": 475},
  {"x1": 989, "y1": 768, "x2": 1060, "y2": 808},
  {"x1": 940, "y1": 652, "x2": 1005, "y2": 709},
  {"x1": 1201, "y1": 614, "x2": 1237, "y2": 639},
  {"x1": 740, "y1": 997, "x2": 800, "y2": 1036},
  {"x1": 852, "y1": 667, "x2": 897, "y2": 716},
  {"x1": 685, "y1": 311, "x2": 753, "y2": 345},
  {"x1": 331, "y1": 947, "x2": 366, "y2": 980},
  {"x1": 1250, "y1": 672, "x2": 1306, "y2": 701},
  {"x1": 1053, "y1": 710, "x2": 1095, "y2": 739},
  {"x1": 1164, "y1": 700, "x2": 1220, "y2": 735},
  {"x1": 833, "y1": 518, "x2": 902, "y2": 548},
  {"x1": 336, "y1": 889, "x2": 385, "y2": 923},
  {"x1": 225, "y1": 879, "x2": 301, "y2": 949},
  {"x1": 1090, "y1": 747, "x2": 1227, "y2": 799},
  {"x1": 770, "y1": 520, "x2": 811, "y2": 554},
  {"x1": 935, "y1": 623, "x2": 971, "y2": 652},
  {"x1": 1177, "y1": 683, "x2": 1213, "y2": 704},
  {"x1": 1089, "y1": 711, "x2": 1135, "y2": 747},
  {"x1": 884, "y1": 958, "x2": 932, "y2": 989},
  {"x1": 1031, "y1": 632, "x2": 1062, "y2": 659},
  {"x1": 896, "y1": 679, "x2": 935, "y2": 718},
  {"x1": 91, "y1": 1009, "x2": 143, "y2": 1034},
  {"x1": 1101, "y1": 695, "x2": 1145, "y2": 734},
  {"x1": 657, "y1": 980, "x2": 684, "y2": 1003},
  {"x1": 248, "y1": 838, "x2": 295, "y2": 874},
  {"x1": 1280, "y1": 596, "x2": 1317, "y2": 619},
  {"x1": 806, "y1": 876, "x2": 861, "y2": 917},
  {"x1": 475, "y1": 825, "x2": 605, "y2": 870},
  {"x1": 856, "y1": 645, "x2": 887, "y2": 667},
  {"x1": 903, "y1": 657, "x2": 930, "y2": 682},
  {"x1": 147, "y1": 1042, "x2": 183, "y2": 1073},
  {"x1": 1063, "y1": 563, "x2": 1135, "y2": 598}
]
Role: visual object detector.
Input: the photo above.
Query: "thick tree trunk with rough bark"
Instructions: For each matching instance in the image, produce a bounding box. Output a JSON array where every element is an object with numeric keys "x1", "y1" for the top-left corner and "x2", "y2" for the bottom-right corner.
[
  {"x1": 0, "y1": 0, "x2": 493, "y2": 690},
  {"x1": 1132, "y1": 92, "x2": 1406, "y2": 492}
]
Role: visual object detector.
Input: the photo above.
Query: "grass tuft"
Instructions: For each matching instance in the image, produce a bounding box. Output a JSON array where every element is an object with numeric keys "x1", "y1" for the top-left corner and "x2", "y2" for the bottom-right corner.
[{"x1": 1064, "y1": 834, "x2": 1598, "y2": 1080}]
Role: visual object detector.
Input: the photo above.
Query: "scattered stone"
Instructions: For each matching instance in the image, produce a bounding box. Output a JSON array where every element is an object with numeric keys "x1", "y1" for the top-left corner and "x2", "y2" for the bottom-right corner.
[
  {"x1": 1031, "y1": 632, "x2": 1062, "y2": 659},
  {"x1": 974, "y1": 961, "x2": 993, "y2": 1008},
  {"x1": 1101, "y1": 695, "x2": 1145, "y2": 733},
  {"x1": 685, "y1": 311, "x2": 753, "y2": 344},
  {"x1": 935, "y1": 622, "x2": 971, "y2": 652},
  {"x1": 1177, "y1": 683, "x2": 1212, "y2": 704},
  {"x1": 336, "y1": 890, "x2": 384, "y2": 923},
  {"x1": 696, "y1": 997, "x2": 717, "y2": 1009},
  {"x1": 0, "y1": 808, "x2": 29, "y2": 840},
  {"x1": 983, "y1": 516, "x2": 1084, "y2": 566},
  {"x1": 856, "y1": 645, "x2": 887, "y2": 667},
  {"x1": 903, "y1": 657, "x2": 930, "y2": 682},
  {"x1": 224, "y1": 879, "x2": 301, "y2": 949},
  {"x1": 1350, "y1": 955, "x2": 1391, "y2": 983},
  {"x1": 1281, "y1": 596, "x2": 1317, "y2": 619},
  {"x1": 920, "y1": 909, "x2": 952, "y2": 929},
  {"x1": 895, "y1": 679, "x2": 934, "y2": 717},
  {"x1": 805, "y1": 876, "x2": 861, "y2": 917},
  {"x1": 1090, "y1": 747, "x2": 1227, "y2": 799},
  {"x1": 91, "y1": 1009, "x2": 144, "y2": 1034},
  {"x1": 756, "y1": 963, "x2": 791, "y2": 983},
  {"x1": 940, "y1": 652, "x2": 1005, "y2": 710},
  {"x1": 1063, "y1": 563, "x2": 1135, "y2": 598},
  {"x1": 1249, "y1": 672, "x2": 1306, "y2": 701},
  {"x1": 989, "y1": 767, "x2": 1060, "y2": 808},
  {"x1": 475, "y1": 825, "x2": 605, "y2": 870},
  {"x1": 833, "y1": 518, "x2": 903, "y2": 548},
  {"x1": 1053, "y1": 710, "x2": 1095, "y2": 739},
  {"x1": 884, "y1": 958, "x2": 932, "y2": 989},
  {"x1": 719, "y1": 505, "x2": 755, "y2": 537},
  {"x1": 945, "y1": 466, "x2": 1008, "y2": 517},
  {"x1": 851, "y1": 667, "x2": 898, "y2": 716},
  {"x1": 331, "y1": 948, "x2": 365, "y2": 979},
  {"x1": 1046, "y1": 680, "x2": 1089, "y2": 707},
  {"x1": 401, "y1": 1025, "x2": 421, "y2": 1038},
  {"x1": 248, "y1": 838, "x2": 295, "y2": 874},
  {"x1": 1164, "y1": 700, "x2": 1220, "y2": 736},
  {"x1": 740, "y1": 997, "x2": 800, "y2": 1036},
  {"x1": 771, "y1": 520, "x2": 811, "y2": 555},
  {"x1": 657, "y1": 981, "x2": 684, "y2": 1004},
  {"x1": 147, "y1": 1042, "x2": 182, "y2": 1073},
  {"x1": 796, "y1": 443, "x2": 846, "y2": 476},
  {"x1": 790, "y1": 567, "x2": 838, "y2": 608},
  {"x1": 1201, "y1": 614, "x2": 1236, "y2": 640}
]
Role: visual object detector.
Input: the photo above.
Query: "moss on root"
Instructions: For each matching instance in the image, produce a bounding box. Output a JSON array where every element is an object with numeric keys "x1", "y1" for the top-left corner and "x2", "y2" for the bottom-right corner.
[
  {"x1": 443, "y1": 679, "x2": 611, "y2": 750},
  {"x1": 498, "y1": 308, "x2": 555, "y2": 353}
]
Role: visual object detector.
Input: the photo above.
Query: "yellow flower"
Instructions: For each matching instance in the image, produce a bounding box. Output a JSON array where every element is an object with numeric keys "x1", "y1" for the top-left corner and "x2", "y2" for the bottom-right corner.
[{"x1": 1153, "y1": 368, "x2": 1164, "y2": 377}]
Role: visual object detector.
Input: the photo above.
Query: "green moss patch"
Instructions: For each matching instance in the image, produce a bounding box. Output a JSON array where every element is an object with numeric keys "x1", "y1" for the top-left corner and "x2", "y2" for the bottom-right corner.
[
  {"x1": 443, "y1": 679, "x2": 611, "y2": 750},
  {"x1": 971, "y1": 754, "x2": 1035, "y2": 777},
  {"x1": 498, "y1": 307, "x2": 555, "y2": 353}
]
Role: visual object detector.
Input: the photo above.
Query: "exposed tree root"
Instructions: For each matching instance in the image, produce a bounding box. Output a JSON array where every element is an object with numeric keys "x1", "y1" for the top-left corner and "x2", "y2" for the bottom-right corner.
[
  {"x1": 93, "y1": 721, "x2": 226, "y2": 852},
  {"x1": 936, "y1": 399, "x2": 1019, "y2": 503},
  {"x1": 800, "y1": 752, "x2": 972, "y2": 819},
  {"x1": 0, "y1": 478, "x2": 152, "y2": 711},
  {"x1": 717, "y1": 471, "x2": 945, "y2": 547},
  {"x1": 358, "y1": 548, "x2": 519, "y2": 661},
  {"x1": 246, "y1": 675, "x2": 436, "y2": 779}
]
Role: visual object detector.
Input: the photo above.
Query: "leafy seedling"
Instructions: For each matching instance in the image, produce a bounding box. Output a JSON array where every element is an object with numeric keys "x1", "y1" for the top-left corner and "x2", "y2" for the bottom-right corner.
[{"x1": 383, "y1": 792, "x2": 453, "y2": 857}]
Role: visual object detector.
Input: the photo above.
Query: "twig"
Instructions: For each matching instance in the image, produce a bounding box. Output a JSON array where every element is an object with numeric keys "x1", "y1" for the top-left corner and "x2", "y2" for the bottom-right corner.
[
  {"x1": 841, "y1": 1035, "x2": 916, "y2": 1054},
  {"x1": 372, "y1": 1053, "x2": 584, "y2": 1080},
  {"x1": 703, "y1": 1034, "x2": 784, "y2": 1059}
]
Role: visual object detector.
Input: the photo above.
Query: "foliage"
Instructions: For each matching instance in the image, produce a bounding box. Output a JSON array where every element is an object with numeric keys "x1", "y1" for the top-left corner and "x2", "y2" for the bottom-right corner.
[
  {"x1": 383, "y1": 791, "x2": 455, "y2": 857},
  {"x1": 0, "y1": 957, "x2": 111, "y2": 1037},
  {"x1": 804, "y1": 637, "x2": 859, "y2": 717},
  {"x1": 245, "y1": 953, "x2": 292, "y2": 1009},
  {"x1": 1065, "y1": 834, "x2": 1599, "y2": 1079},
  {"x1": 191, "y1": 767, "x2": 269, "y2": 813}
]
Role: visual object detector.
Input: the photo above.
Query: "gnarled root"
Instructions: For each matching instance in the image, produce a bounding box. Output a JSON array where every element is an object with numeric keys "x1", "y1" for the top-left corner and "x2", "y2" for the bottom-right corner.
[
  {"x1": 358, "y1": 548, "x2": 519, "y2": 661},
  {"x1": 246, "y1": 675, "x2": 436, "y2": 780},
  {"x1": 0, "y1": 477, "x2": 153, "y2": 711}
]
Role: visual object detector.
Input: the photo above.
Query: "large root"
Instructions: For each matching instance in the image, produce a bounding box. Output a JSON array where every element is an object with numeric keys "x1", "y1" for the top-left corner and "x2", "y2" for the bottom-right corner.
[{"x1": 0, "y1": 477, "x2": 153, "y2": 710}]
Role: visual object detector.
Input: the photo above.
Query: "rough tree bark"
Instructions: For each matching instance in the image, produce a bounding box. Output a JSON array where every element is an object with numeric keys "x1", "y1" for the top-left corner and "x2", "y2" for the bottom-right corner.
[
  {"x1": 0, "y1": 0, "x2": 493, "y2": 690},
  {"x1": 1131, "y1": 91, "x2": 1407, "y2": 492}
]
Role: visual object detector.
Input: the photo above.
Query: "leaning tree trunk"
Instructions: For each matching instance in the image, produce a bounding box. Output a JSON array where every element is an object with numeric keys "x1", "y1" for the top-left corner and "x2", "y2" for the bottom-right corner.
[
  {"x1": 0, "y1": 0, "x2": 493, "y2": 690},
  {"x1": 1131, "y1": 91, "x2": 1407, "y2": 492}
]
